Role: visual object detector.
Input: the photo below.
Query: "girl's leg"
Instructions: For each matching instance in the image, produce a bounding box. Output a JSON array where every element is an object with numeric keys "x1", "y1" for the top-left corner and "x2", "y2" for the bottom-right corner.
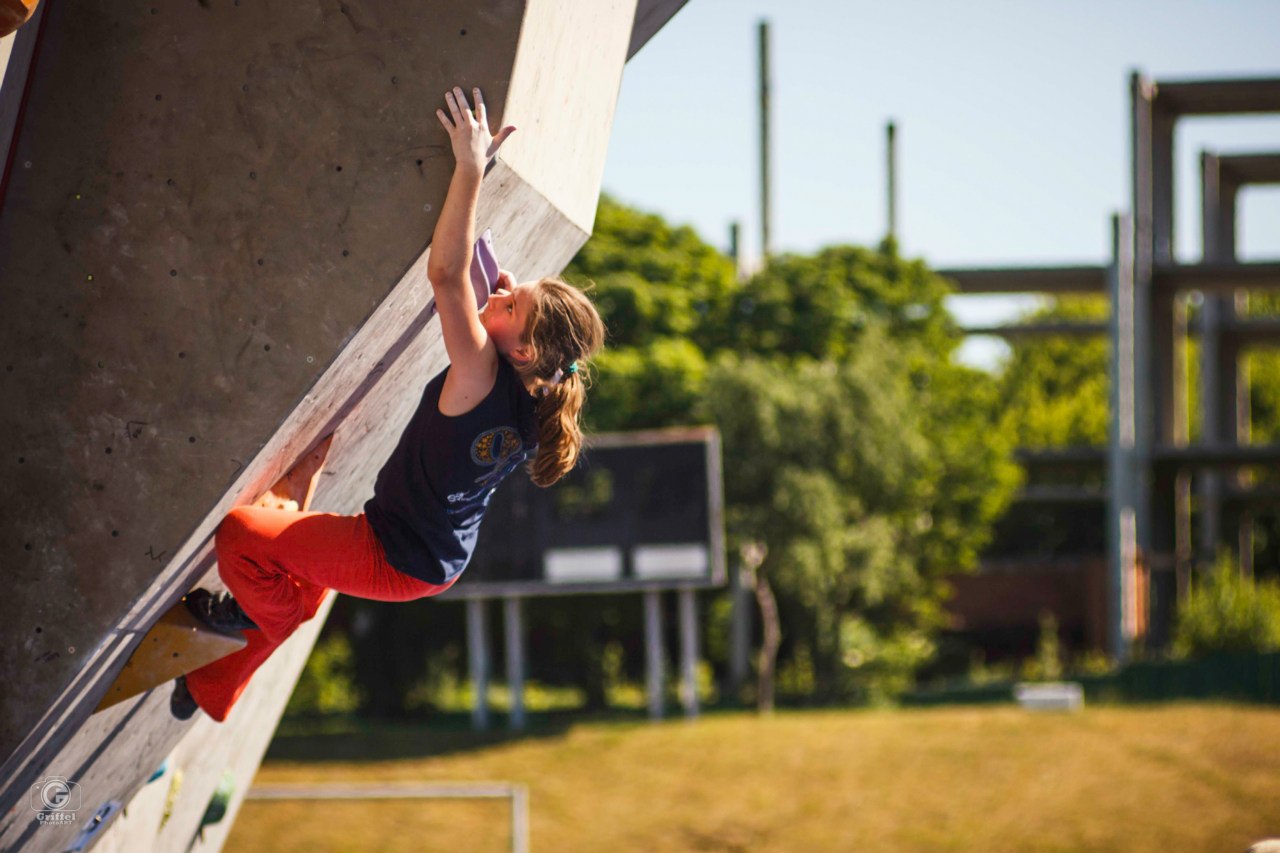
[{"x1": 184, "y1": 505, "x2": 450, "y2": 721}]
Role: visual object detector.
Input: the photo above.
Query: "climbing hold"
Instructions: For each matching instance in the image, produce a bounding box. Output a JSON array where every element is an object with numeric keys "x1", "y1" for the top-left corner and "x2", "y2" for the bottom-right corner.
[
  {"x1": 94, "y1": 604, "x2": 247, "y2": 712},
  {"x1": 160, "y1": 768, "x2": 183, "y2": 830},
  {"x1": 62, "y1": 800, "x2": 123, "y2": 853},
  {"x1": 195, "y1": 771, "x2": 236, "y2": 842}
]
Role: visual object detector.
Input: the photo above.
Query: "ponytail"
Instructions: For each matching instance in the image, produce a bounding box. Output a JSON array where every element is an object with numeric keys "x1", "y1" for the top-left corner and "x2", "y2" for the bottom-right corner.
[
  {"x1": 516, "y1": 279, "x2": 605, "y2": 487},
  {"x1": 530, "y1": 368, "x2": 588, "y2": 486}
]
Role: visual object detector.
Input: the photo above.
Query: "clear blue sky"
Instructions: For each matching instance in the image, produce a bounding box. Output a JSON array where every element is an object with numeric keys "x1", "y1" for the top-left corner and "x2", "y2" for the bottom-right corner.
[{"x1": 603, "y1": 0, "x2": 1280, "y2": 366}]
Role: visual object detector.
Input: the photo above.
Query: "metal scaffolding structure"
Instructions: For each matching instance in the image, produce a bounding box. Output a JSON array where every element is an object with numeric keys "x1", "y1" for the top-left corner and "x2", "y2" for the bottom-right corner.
[{"x1": 946, "y1": 73, "x2": 1280, "y2": 661}]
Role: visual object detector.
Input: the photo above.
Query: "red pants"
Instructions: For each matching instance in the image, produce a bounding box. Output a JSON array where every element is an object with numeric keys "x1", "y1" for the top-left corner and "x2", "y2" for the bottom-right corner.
[{"x1": 184, "y1": 506, "x2": 453, "y2": 722}]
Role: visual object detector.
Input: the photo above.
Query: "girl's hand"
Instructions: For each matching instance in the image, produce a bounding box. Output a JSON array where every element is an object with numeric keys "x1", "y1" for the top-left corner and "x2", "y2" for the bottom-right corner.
[{"x1": 436, "y1": 86, "x2": 516, "y2": 175}]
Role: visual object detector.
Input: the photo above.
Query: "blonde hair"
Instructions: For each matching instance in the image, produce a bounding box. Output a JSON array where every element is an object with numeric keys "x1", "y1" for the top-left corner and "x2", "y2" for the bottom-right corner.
[{"x1": 516, "y1": 278, "x2": 606, "y2": 487}]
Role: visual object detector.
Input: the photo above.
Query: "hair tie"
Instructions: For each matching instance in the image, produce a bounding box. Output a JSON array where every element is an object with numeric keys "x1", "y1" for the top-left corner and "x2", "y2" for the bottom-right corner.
[{"x1": 546, "y1": 361, "x2": 579, "y2": 390}]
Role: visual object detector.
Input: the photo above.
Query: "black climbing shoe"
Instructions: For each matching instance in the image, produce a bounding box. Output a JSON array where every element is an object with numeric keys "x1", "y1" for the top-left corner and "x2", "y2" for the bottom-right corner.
[
  {"x1": 182, "y1": 588, "x2": 258, "y2": 635},
  {"x1": 170, "y1": 675, "x2": 199, "y2": 721}
]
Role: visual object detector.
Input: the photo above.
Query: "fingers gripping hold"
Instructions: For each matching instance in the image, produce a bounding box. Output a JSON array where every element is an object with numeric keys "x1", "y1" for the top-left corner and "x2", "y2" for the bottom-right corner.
[
  {"x1": 445, "y1": 88, "x2": 465, "y2": 125},
  {"x1": 436, "y1": 85, "x2": 516, "y2": 168}
]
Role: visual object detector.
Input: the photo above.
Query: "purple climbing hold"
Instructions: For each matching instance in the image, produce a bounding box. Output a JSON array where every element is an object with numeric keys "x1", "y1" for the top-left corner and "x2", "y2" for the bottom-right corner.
[{"x1": 427, "y1": 229, "x2": 501, "y2": 319}]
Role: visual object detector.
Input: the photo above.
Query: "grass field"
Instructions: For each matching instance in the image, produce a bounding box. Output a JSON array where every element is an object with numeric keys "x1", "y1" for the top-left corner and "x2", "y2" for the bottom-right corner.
[{"x1": 228, "y1": 704, "x2": 1280, "y2": 853}]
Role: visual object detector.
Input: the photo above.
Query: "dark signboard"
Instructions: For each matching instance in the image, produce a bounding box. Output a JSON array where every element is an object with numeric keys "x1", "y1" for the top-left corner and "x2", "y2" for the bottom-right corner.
[{"x1": 445, "y1": 427, "x2": 725, "y2": 598}]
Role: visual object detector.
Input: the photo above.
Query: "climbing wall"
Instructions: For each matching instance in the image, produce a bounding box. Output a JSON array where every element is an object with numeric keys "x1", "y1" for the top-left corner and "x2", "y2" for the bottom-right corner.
[{"x1": 0, "y1": 0, "x2": 688, "y2": 849}]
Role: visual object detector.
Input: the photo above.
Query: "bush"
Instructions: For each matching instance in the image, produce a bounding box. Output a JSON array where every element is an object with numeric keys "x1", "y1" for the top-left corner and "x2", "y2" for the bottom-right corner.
[
  {"x1": 1021, "y1": 611, "x2": 1064, "y2": 682},
  {"x1": 285, "y1": 633, "x2": 363, "y2": 717},
  {"x1": 1173, "y1": 559, "x2": 1280, "y2": 658}
]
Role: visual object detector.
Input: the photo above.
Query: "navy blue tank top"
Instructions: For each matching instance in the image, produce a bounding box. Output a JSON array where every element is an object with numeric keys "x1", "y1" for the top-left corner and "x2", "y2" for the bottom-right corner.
[{"x1": 364, "y1": 358, "x2": 538, "y2": 584}]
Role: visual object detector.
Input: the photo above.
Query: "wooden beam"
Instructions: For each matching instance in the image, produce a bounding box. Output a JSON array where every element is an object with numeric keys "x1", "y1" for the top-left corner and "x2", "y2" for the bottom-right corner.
[
  {"x1": 1155, "y1": 77, "x2": 1280, "y2": 116},
  {"x1": 938, "y1": 265, "x2": 1107, "y2": 294},
  {"x1": 1155, "y1": 261, "x2": 1280, "y2": 293}
]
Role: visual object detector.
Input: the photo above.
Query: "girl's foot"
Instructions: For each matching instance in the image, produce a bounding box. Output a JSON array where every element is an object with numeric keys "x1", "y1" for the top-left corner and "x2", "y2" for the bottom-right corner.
[
  {"x1": 182, "y1": 589, "x2": 258, "y2": 635},
  {"x1": 170, "y1": 675, "x2": 198, "y2": 720},
  {"x1": 254, "y1": 434, "x2": 334, "y2": 511}
]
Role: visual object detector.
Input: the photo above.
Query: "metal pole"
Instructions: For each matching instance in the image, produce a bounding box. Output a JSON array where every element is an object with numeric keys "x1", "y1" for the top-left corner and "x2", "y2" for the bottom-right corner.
[
  {"x1": 504, "y1": 596, "x2": 525, "y2": 731},
  {"x1": 1156, "y1": 135, "x2": 1183, "y2": 446},
  {"x1": 467, "y1": 598, "x2": 490, "y2": 731},
  {"x1": 1149, "y1": 77, "x2": 1180, "y2": 647},
  {"x1": 886, "y1": 120, "x2": 897, "y2": 241},
  {"x1": 758, "y1": 19, "x2": 772, "y2": 262},
  {"x1": 1214, "y1": 162, "x2": 1252, "y2": 577},
  {"x1": 1108, "y1": 212, "x2": 1137, "y2": 662},
  {"x1": 1130, "y1": 71, "x2": 1156, "y2": 645},
  {"x1": 511, "y1": 784, "x2": 530, "y2": 853},
  {"x1": 246, "y1": 784, "x2": 529, "y2": 853},
  {"x1": 644, "y1": 590, "x2": 664, "y2": 720},
  {"x1": 729, "y1": 220, "x2": 742, "y2": 279},
  {"x1": 1236, "y1": 279, "x2": 1254, "y2": 576},
  {"x1": 1198, "y1": 151, "x2": 1234, "y2": 573},
  {"x1": 678, "y1": 588, "x2": 699, "y2": 718}
]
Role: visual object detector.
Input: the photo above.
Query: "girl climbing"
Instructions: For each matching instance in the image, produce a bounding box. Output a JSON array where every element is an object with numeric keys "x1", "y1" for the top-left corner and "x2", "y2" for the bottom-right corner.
[{"x1": 175, "y1": 86, "x2": 606, "y2": 721}]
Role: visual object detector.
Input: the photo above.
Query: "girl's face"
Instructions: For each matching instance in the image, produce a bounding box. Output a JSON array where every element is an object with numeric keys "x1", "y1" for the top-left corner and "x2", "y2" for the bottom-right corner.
[{"x1": 480, "y1": 278, "x2": 535, "y2": 364}]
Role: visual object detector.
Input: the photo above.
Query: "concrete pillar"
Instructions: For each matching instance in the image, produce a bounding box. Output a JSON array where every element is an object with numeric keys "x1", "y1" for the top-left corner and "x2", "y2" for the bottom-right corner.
[
  {"x1": 1133, "y1": 72, "x2": 1183, "y2": 647},
  {"x1": 1198, "y1": 151, "x2": 1241, "y2": 571},
  {"x1": 1129, "y1": 73, "x2": 1157, "y2": 643},
  {"x1": 1199, "y1": 150, "x2": 1260, "y2": 577},
  {"x1": 1108, "y1": 212, "x2": 1139, "y2": 661}
]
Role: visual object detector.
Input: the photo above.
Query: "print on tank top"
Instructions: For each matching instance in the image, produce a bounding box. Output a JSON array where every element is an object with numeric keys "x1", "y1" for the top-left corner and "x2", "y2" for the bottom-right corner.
[{"x1": 445, "y1": 426, "x2": 526, "y2": 513}]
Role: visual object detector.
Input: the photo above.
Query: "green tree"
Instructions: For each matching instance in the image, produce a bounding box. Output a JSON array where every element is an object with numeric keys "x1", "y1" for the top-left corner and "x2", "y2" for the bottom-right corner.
[
  {"x1": 285, "y1": 633, "x2": 362, "y2": 718},
  {"x1": 704, "y1": 332, "x2": 1018, "y2": 702},
  {"x1": 728, "y1": 239, "x2": 957, "y2": 362},
  {"x1": 996, "y1": 295, "x2": 1110, "y2": 449},
  {"x1": 1174, "y1": 556, "x2": 1280, "y2": 657},
  {"x1": 566, "y1": 196, "x2": 737, "y2": 431},
  {"x1": 1249, "y1": 349, "x2": 1280, "y2": 445},
  {"x1": 1245, "y1": 293, "x2": 1280, "y2": 445},
  {"x1": 564, "y1": 195, "x2": 739, "y2": 352},
  {"x1": 585, "y1": 338, "x2": 708, "y2": 432},
  {"x1": 567, "y1": 201, "x2": 1019, "y2": 703}
]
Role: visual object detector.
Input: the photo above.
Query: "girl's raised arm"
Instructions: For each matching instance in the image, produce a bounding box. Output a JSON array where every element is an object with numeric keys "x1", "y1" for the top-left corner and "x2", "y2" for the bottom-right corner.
[{"x1": 428, "y1": 86, "x2": 516, "y2": 411}]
